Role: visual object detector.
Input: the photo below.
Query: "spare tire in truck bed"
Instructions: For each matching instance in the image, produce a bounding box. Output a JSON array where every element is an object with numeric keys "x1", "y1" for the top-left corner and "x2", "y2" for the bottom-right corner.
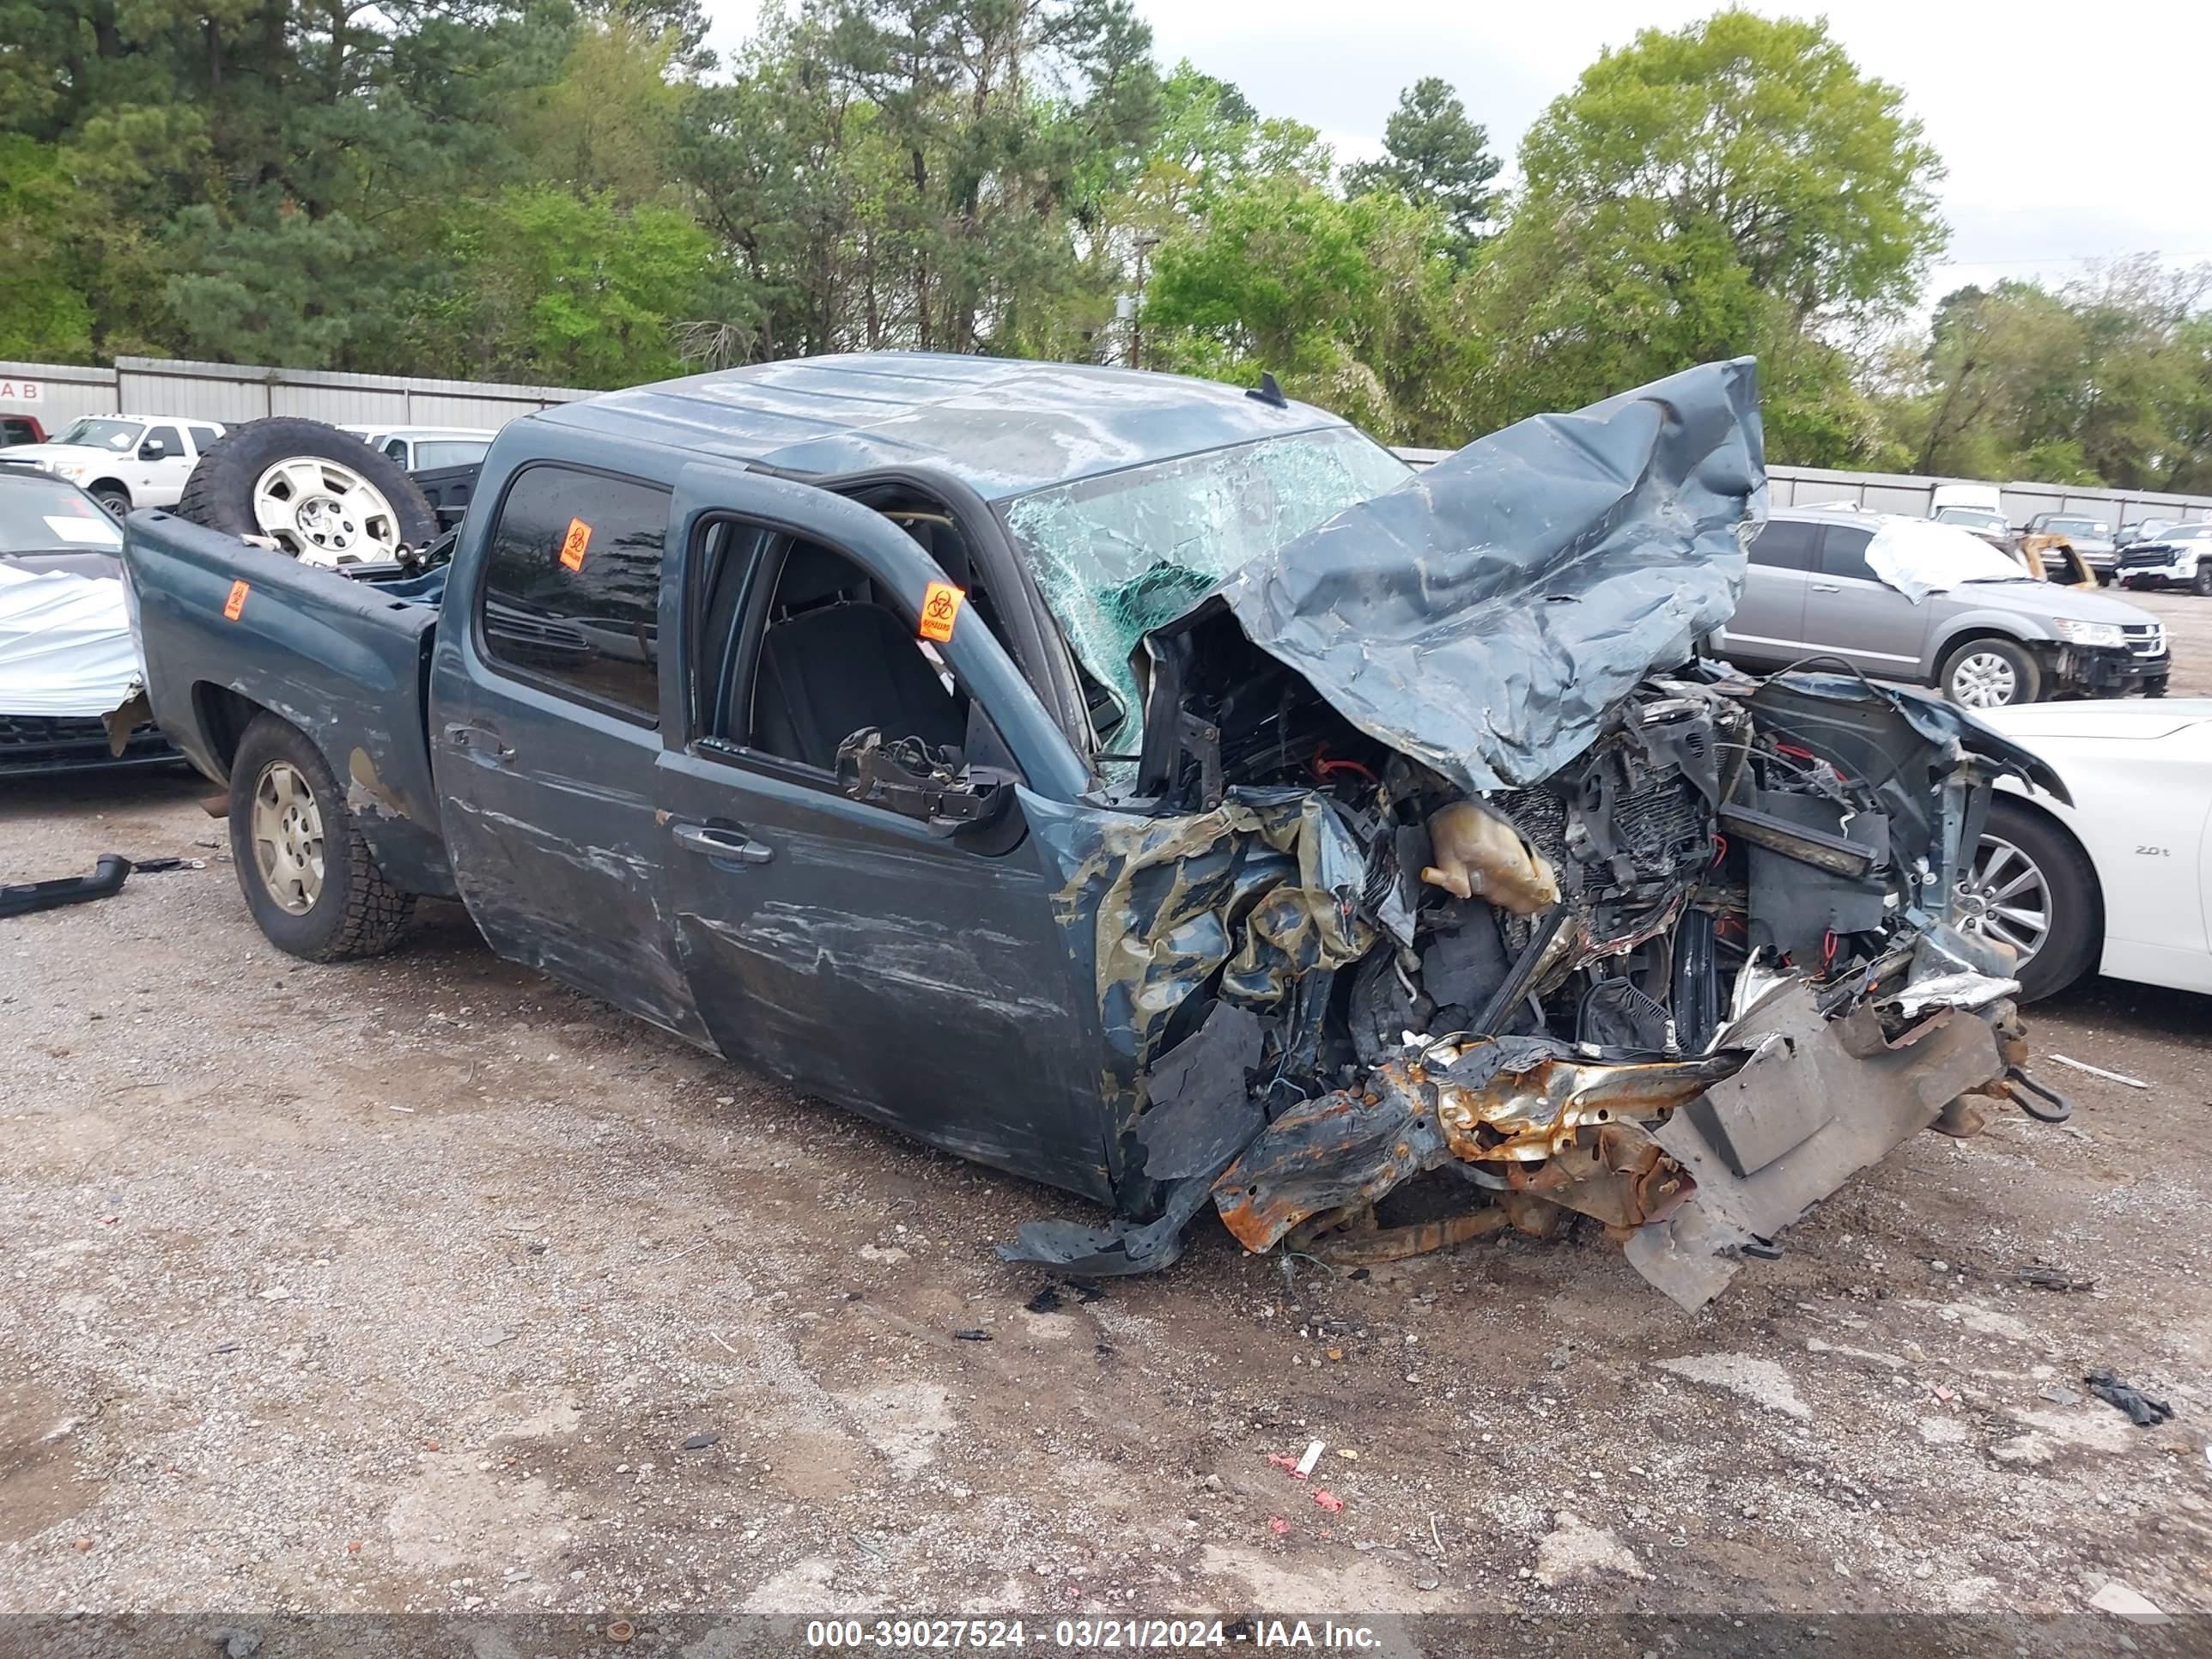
[{"x1": 177, "y1": 417, "x2": 439, "y2": 567}]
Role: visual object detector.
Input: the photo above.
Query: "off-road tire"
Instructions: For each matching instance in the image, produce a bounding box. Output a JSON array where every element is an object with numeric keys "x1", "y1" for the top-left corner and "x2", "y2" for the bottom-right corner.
[
  {"x1": 228, "y1": 713, "x2": 416, "y2": 961},
  {"x1": 1940, "y1": 636, "x2": 2042, "y2": 708},
  {"x1": 179, "y1": 417, "x2": 437, "y2": 550},
  {"x1": 1974, "y1": 797, "x2": 2100, "y2": 1003}
]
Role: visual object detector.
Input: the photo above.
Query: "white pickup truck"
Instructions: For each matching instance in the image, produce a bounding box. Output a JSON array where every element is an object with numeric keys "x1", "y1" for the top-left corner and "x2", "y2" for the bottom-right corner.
[{"x1": 1, "y1": 415, "x2": 227, "y2": 515}]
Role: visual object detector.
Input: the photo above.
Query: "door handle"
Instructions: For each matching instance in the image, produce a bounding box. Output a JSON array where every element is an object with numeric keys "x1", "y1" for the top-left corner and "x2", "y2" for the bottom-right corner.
[
  {"x1": 1810, "y1": 581, "x2": 1842, "y2": 592},
  {"x1": 672, "y1": 822, "x2": 774, "y2": 865},
  {"x1": 443, "y1": 723, "x2": 514, "y2": 766}
]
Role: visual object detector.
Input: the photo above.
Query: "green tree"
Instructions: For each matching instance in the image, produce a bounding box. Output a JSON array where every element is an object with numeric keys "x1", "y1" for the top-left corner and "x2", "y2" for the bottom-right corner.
[
  {"x1": 1891, "y1": 262, "x2": 2212, "y2": 489},
  {"x1": 426, "y1": 186, "x2": 722, "y2": 387},
  {"x1": 1141, "y1": 177, "x2": 1471, "y2": 443},
  {"x1": 1343, "y1": 77, "x2": 1499, "y2": 249},
  {"x1": 1470, "y1": 8, "x2": 1943, "y2": 461},
  {"x1": 0, "y1": 137, "x2": 96, "y2": 359},
  {"x1": 506, "y1": 17, "x2": 691, "y2": 208}
]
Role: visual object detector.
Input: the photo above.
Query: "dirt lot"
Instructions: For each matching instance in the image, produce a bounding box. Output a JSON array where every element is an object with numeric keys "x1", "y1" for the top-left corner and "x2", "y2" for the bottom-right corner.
[{"x1": 4, "y1": 591, "x2": 2211, "y2": 1634}]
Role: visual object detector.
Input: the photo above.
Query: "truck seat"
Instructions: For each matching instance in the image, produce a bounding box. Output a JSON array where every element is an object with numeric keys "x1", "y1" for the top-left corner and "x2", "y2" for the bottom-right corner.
[{"x1": 750, "y1": 600, "x2": 967, "y2": 771}]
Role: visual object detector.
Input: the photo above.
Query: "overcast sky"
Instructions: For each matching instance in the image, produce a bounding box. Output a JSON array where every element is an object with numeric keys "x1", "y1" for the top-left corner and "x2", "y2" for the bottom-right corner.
[{"x1": 702, "y1": 0, "x2": 2212, "y2": 305}]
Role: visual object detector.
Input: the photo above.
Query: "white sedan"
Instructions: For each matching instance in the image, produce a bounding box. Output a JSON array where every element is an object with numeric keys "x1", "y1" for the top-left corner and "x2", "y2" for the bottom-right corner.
[{"x1": 1962, "y1": 700, "x2": 2212, "y2": 1000}]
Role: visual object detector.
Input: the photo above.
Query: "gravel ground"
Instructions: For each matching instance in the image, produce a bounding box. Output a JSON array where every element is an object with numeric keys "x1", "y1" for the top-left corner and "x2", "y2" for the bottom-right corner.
[{"x1": 4, "y1": 596, "x2": 2212, "y2": 1629}]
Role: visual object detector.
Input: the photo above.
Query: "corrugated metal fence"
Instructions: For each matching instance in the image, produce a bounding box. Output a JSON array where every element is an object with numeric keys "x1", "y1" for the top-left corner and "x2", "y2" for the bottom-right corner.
[
  {"x1": 0, "y1": 357, "x2": 586, "y2": 434},
  {"x1": 1393, "y1": 451, "x2": 2212, "y2": 530},
  {"x1": 9, "y1": 356, "x2": 2210, "y2": 530},
  {"x1": 1763, "y1": 465, "x2": 2212, "y2": 531}
]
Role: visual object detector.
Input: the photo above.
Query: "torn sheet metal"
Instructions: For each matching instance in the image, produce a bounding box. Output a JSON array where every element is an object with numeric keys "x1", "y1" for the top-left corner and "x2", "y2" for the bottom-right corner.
[
  {"x1": 1028, "y1": 786, "x2": 1376, "y2": 1121},
  {"x1": 1196, "y1": 357, "x2": 1765, "y2": 795},
  {"x1": 1132, "y1": 1003, "x2": 1268, "y2": 1180},
  {"x1": 1882, "y1": 970, "x2": 2021, "y2": 1018},
  {"x1": 0, "y1": 562, "x2": 143, "y2": 718},
  {"x1": 1624, "y1": 980, "x2": 2008, "y2": 1310},
  {"x1": 1212, "y1": 1039, "x2": 1747, "y2": 1255},
  {"x1": 996, "y1": 1170, "x2": 1222, "y2": 1277}
]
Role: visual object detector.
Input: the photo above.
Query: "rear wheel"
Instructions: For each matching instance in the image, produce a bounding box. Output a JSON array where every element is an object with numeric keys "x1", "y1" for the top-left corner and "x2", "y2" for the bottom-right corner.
[
  {"x1": 1942, "y1": 637, "x2": 2041, "y2": 709},
  {"x1": 228, "y1": 713, "x2": 415, "y2": 960},
  {"x1": 2193, "y1": 566, "x2": 2211, "y2": 597},
  {"x1": 1956, "y1": 798, "x2": 2099, "y2": 1001}
]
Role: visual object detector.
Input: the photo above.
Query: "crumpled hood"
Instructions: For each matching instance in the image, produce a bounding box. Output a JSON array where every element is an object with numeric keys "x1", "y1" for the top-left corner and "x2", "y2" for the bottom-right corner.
[{"x1": 1185, "y1": 358, "x2": 1765, "y2": 796}]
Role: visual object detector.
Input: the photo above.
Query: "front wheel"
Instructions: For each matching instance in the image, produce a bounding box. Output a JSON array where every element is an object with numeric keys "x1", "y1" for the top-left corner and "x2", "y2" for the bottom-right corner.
[
  {"x1": 1955, "y1": 798, "x2": 2100, "y2": 1001},
  {"x1": 1942, "y1": 638, "x2": 2041, "y2": 709},
  {"x1": 228, "y1": 713, "x2": 416, "y2": 960},
  {"x1": 90, "y1": 483, "x2": 130, "y2": 518}
]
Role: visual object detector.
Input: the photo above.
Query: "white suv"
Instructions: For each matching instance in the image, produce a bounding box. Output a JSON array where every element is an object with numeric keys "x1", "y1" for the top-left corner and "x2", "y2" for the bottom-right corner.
[{"x1": 4, "y1": 416, "x2": 226, "y2": 515}]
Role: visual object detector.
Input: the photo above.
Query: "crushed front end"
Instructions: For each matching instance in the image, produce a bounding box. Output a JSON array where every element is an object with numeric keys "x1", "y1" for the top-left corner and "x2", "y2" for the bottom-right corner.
[{"x1": 1000, "y1": 359, "x2": 2069, "y2": 1309}]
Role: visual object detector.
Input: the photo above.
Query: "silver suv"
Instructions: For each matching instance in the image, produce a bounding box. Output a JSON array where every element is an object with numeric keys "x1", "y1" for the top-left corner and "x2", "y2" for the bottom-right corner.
[{"x1": 1717, "y1": 507, "x2": 2169, "y2": 708}]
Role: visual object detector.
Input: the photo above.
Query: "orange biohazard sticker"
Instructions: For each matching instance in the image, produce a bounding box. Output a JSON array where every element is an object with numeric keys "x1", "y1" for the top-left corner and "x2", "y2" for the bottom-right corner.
[
  {"x1": 919, "y1": 580, "x2": 965, "y2": 644},
  {"x1": 223, "y1": 580, "x2": 249, "y2": 621},
  {"x1": 559, "y1": 517, "x2": 592, "y2": 572}
]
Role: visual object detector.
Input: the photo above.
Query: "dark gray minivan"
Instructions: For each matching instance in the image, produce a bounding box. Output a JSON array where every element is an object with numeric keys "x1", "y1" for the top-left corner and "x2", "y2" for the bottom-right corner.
[{"x1": 1718, "y1": 506, "x2": 2169, "y2": 708}]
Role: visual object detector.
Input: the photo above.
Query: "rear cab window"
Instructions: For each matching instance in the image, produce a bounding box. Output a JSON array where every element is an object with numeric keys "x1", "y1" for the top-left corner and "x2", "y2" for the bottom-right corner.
[
  {"x1": 477, "y1": 465, "x2": 671, "y2": 723},
  {"x1": 188, "y1": 426, "x2": 221, "y2": 453}
]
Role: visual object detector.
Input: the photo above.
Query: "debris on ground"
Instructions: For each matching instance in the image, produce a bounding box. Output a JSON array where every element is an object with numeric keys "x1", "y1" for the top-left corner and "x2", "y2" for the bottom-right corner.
[
  {"x1": 1024, "y1": 1285, "x2": 1064, "y2": 1314},
  {"x1": 2045, "y1": 1054, "x2": 2148, "y2": 1089},
  {"x1": 679, "y1": 1432, "x2": 719, "y2": 1450},
  {"x1": 2009, "y1": 1262, "x2": 2094, "y2": 1292},
  {"x1": 1533, "y1": 1510, "x2": 1647, "y2": 1588},
  {"x1": 0, "y1": 853, "x2": 204, "y2": 921},
  {"x1": 2087, "y1": 1582, "x2": 2168, "y2": 1621},
  {"x1": 1294, "y1": 1439, "x2": 1325, "y2": 1478},
  {"x1": 2084, "y1": 1368, "x2": 2173, "y2": 1427},
  {"x1": 1655, "y1": 1352, "x2": 1812, "y2": 1420},
  {"x1": 1312, "y1": 1490, "x2": 1345, "y2": 1512},
  {"x1": 951, "y1": 1328, "x2": 992, "y2": 1342},
  {"x1": 1268, "y1": 1516, "x2": 1290, "y2": 1538}
]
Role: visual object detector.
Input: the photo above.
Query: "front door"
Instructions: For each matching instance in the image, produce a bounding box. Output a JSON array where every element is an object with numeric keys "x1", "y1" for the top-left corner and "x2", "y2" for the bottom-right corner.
[
  {"x1": 430, "y1": 460, "x2": 708, "y2": 1043},
  {"x1": 1801, "y1": 522, "x2": 1933, "y2": 677},
  {"x1": 652, "y1": 469, "x2": 1112, "y2": 1201},
  {"x1": 135, "y1": 424, "x2": 191, "y2": 506}
]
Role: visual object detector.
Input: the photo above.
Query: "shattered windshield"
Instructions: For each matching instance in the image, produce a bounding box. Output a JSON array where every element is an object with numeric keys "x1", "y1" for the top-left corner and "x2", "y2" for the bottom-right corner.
[{"x1": 1003, "y1": 427, "x2": 1413, "y2": 742}]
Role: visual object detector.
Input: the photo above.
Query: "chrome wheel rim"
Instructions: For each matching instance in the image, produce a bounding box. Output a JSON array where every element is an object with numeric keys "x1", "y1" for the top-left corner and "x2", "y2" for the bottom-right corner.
[
  {"x1": 252, "y1": 456, "x2": 404, "y2": 566},
  {"x1": 1955, "y1": 834, "x2": 2051, "y2": 965},
  {"x1": 1950, "y1": 651, "x2": 2019, "y2": 708},
  {"x1": 251, "y1": 761, "x2": 325, "y2": 915}
]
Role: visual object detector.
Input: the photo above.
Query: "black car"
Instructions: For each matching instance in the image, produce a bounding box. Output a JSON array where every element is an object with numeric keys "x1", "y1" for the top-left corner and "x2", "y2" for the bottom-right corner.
[{"x1": 0, "y1": 469, "x2": 179, "y2": 776}]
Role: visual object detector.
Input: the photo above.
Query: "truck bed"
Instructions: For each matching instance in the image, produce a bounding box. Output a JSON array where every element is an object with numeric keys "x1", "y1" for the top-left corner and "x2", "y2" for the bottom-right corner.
[{"x1": 123, "y1": 510, "x2": 456, "y2": 897}]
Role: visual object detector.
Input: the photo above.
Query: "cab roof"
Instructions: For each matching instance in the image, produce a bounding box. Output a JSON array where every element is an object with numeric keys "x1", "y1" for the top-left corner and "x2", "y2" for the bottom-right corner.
[{"x1": 534, "y1": 352, "x2": 1346, "y2": 502}]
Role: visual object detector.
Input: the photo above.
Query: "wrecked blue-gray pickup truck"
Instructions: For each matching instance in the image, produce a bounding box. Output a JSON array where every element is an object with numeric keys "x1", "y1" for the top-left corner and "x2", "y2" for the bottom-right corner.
[{"x1": 122, "y1": 352, "x2": 2069, "y2": 1309}]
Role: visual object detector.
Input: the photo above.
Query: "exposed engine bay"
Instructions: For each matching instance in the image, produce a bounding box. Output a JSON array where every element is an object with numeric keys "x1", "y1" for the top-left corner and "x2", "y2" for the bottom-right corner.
[{"x1": 1000, "y1": 358, "x2": 2070, "y2": 1309}]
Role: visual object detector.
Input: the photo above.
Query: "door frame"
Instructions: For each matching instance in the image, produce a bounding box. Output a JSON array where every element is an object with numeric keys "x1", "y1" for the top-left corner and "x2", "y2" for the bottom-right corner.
[{"x1": 657, "y1": 461, "x2": 1090, "y2": 802}]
